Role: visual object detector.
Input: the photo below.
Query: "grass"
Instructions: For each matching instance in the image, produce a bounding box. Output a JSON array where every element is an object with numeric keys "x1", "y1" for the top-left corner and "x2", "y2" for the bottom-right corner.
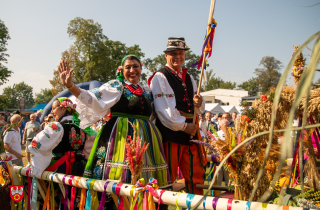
[{"x1": 21, "y1": 144, "x2": 28, "y2": 166}]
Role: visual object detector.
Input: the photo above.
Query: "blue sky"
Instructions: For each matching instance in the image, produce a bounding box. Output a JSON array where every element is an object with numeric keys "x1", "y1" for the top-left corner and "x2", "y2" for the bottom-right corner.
[{"x1": 0, "y1": 0, "x2": 319, "y2": 95}]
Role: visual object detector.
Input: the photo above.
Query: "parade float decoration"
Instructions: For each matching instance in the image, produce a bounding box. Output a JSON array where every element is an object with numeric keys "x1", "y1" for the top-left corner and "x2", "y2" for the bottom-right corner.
[
  {"x1": 291, "y1": 45, "x2": 307, "y2": 86},
  {"x1": 191, "y1": 31, "x2": 320, "y2": 210},
  {"x1": 125, "y1": 121, "x2": 149, "y2": 185},
  {"x1": 0, "y1": 0, "x2": 319, "y2": 208}
]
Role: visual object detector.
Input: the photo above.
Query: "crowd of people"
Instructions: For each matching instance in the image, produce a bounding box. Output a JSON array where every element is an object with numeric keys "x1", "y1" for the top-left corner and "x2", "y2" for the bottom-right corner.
[
  {"x1": 199, "y1": 111, "x2": 238, "y2": 139},
  {"x1": 1, "y1": 37, "x2": 236, "y2": 209}
]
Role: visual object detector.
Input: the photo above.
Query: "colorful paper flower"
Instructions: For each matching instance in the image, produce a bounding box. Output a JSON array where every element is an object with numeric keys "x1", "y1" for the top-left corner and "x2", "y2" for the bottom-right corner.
[{"x1": 261, "y1": 95, "x2": 268, "y2": 101}]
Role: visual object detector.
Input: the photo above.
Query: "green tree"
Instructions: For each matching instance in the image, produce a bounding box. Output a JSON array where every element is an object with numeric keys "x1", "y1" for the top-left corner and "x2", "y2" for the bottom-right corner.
[
  {"x1": 254, "y1": 56, "x2": 282, "y2": 93},
  {"x1": 144, "y1": 54, "x2": 167, "y2": 73},
  {"x1": 0, "y1": 19, "x2": 13, "y2": 86},
  {"x1": 204, "y1": 69, "x2": 236, "y2": 91},
  {"x1": 35, "y1": 88, "x2": 54, "y2": 105},
  {"x1": 144, "y1": 50, "x2": 204, "y2": 82},
  {"x1": 2, "y1": 82, "x2": 34, "y2": 109},
  {"x1": 0, "y1": 96, "x2": 8, "y2": 110},
  {"x1": 238, "y1": 77, "x2": 259, "y2": 96},
  {"x1": 50, "y1": 17, "x2": 144, "y2": 94}
]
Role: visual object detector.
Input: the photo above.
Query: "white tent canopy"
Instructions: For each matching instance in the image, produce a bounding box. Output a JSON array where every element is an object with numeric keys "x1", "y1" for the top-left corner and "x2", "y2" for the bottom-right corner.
[
  {"x1": 235, "y1": 106, "x2": 245, "y2": 115},
  {"x1": 205, "y1": 103, "x2": 225, "y2": 114},
  {"x1": 221, "y1": 105, "x2": 239, "y2": 114}
]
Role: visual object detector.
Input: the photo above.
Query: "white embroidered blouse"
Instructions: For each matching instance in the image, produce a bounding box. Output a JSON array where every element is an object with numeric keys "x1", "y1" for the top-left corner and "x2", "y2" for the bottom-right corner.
[
  {"x1": 29, "y1": 116, "x2": 69, "y2": 178},
  {"x1": 150, "y1": 71, "x2": 205, "y2": 131},
  {"x1": 75, "y1": 79, "x2": 152, "y2": 129}
]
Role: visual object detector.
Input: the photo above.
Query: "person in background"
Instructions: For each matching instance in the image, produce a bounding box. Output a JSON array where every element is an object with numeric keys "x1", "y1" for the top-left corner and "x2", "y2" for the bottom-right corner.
[
  {"x1": 205, "y1": 111, "x2": 218, "y2": 132},
  {"x1": 222, "y1": 112, "x2": 235, "y2": 127},
  {"x1": 40, "y1": 116, "x2": 48, "y2": 130},
  {"x1": 214, "y1": 113, "x2": 223, "y2": 131},
  {"x1": 35, "y1": 111, "x2": 42, "y2": 124},
  {"x1": 231, "y1": 112, "x2": 237, "y2": 123},
  {"x1": 22, "y1": 113, "x2": 41, "y2": 167},
  {"x1": 199, "y1": 113, "x2": 206, "y2": 131},
  {"x1": 19, "y1": 117, "x2": 25, "y2": 145},
  {"x1": 0, "y1": 115, "x2": 7, "y2": 138},
  {"x1": 211, "y1": 113, "x2": 219, "y2": 123},
  {"x1": 0, "y1": 115, "x2": 7, "y2": 125},
  {"x1": 48, "y1": 114, "x2": 54, "y2": 122},
  {"x1": 216, "y1": 119, "x2": 230, "y2": 186},
  {"x1": 7, "y1": 112, "x2": 12, "y2": 125},
  {"x1": 96, "y1": 118, "x2": 105, "y2": 131},
  {"x1": 3, "y1": 114, "x2": 24, "y2": 166},
  {"x1": 217, "y1": 119, "x2": 230, "y2": 140},
  {"x1": 4, "y1": 111, "x2": 9, "y2": 122}
]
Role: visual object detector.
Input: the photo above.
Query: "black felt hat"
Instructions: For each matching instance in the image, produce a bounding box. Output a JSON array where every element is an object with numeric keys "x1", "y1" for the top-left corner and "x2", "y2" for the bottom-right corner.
[{"x1": 163, "y1": 37, "x2": 190, "y2": 53}]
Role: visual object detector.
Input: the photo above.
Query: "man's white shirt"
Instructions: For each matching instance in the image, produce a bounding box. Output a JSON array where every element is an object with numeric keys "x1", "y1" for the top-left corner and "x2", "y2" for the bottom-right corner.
[{"x1": 3, "y1": 129, "x2": 21, "y2": 160}]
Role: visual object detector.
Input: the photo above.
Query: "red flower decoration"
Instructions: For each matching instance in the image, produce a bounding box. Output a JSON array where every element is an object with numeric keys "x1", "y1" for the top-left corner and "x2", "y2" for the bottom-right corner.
[
  {"x1": 169, "y1": 94, "x2": 172, "y2": 97},
  {"x1": 71, "y1": 132, "x2": 76, "y2": 138},
  {"x1": 241, "y1": 115, "x2": 249, "y2": 123},
  {"x1": 78, "y1": 139, "x2": 83, "y2": 145},
  {"x1": 51, "y1": 123, "x2": 58, "y2": 130},
  {"x1": 31, "y1": 140, "x2": 37, "y2": 148},
  {"x1": 261, "y1": 95, "x2": 268, "y2": 101},
  {"x1": 72, "y1": 140, "x2": 77, "y2": 145},
  {"x1": 80, "y1": 131, "x2": 85, "y2": 138},
  {"x1": 157, "y1": 94, "x2": 161, "y2": 97}
]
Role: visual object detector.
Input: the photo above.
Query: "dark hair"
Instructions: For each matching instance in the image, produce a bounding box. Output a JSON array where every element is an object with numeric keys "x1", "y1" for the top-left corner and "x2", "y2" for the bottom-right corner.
[
  {"x1": 122, "y1": 56, "x2": 141, "y2": 67},
  {"x1": 53, "y1": 99, "x2": 73, "y2": 122},
  {"x1": 222, "y1": 112, "x2": 231, "y2": 117}
]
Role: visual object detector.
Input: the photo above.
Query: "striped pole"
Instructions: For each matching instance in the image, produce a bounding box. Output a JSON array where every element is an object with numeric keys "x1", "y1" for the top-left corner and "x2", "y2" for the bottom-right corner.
[{"x1": 14, "y1": 166, "x2": 306, "y2": 210}]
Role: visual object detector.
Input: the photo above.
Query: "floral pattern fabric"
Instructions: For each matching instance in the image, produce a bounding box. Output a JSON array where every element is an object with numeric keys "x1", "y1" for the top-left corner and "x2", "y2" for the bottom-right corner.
[
  {"x1": 96, "y1": 146, "x2": 106, "y2": 159},
  {"x1": 89, "y1": 88, "x2": 103, "y2": 100},
  {"x1": 150, "y1": 72, "x2": 205, "y2": 131},
  {"x1": 76, "y1": 80, "x2": 124, "y2": 129},
  {"x1": 43, "y1": 132, "x2": 50, "y2": 138},
  {"x1": 107, "y1": 80, "x2": 122, "y2": 92},
  {"x1": 154, "y1": 92, "x2": 175, "y2": 99},
  {"x1": 92, "y1": 146, "x2": 106, "y2": 179},
  {"x1": 31, "y1": 139, "x2": 41, "y2": 150},
  {"x1": 28, "y1": 120, "x2": 65, "y2": 178},
  {"x1": 48, "y1": 122, "x2": 61, "y2": 132},
  {"x1": 69, "y1": 127, "x2": 85, "y2": 150},
  {"x1": 124, "y1": 85, "x2": 153, "y2": 102}
]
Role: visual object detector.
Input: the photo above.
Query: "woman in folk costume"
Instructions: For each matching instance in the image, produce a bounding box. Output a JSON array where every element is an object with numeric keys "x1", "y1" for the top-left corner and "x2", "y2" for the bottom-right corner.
[
  {"x1": 29, "y1": 97, "x2": 97, "y2": 178},
  {"x1": 57, "y1": 56, "x2": 170, "y2": 186}
]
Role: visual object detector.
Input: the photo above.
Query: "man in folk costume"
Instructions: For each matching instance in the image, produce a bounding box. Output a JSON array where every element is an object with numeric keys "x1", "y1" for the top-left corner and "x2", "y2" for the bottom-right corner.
[{"x1": 148, "y1": 37, "x2": 207, "y2": 195}]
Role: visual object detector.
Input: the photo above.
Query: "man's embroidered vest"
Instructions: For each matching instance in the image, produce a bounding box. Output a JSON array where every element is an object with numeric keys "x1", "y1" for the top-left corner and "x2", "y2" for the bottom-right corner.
[{"x1": 155, "y1": 67, "x2": 195, "y2": 145}]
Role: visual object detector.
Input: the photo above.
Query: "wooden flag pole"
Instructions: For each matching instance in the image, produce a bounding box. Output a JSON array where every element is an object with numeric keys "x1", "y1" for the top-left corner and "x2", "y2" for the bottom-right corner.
[{"x1": 191, "y1": 0, "x2": 217, "y2": 136}]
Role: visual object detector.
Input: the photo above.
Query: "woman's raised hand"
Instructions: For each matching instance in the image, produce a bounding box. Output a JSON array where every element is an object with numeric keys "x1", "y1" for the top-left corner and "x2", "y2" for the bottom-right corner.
[{"x1": 58, "y1": 60, "x2": 74, "y2": 88}]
